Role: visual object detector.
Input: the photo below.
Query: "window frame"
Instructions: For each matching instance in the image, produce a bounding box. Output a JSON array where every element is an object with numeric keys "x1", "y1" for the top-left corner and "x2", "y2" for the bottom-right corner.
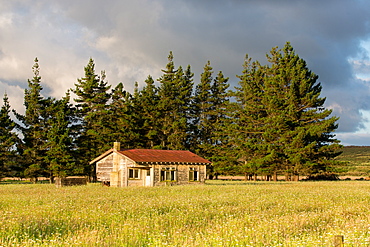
[
  {"x1": 160, "y1": 167, "x2": 177, "y2": 182},
  {"x1": 189, "y1": 167, "x2": 199, "y2": 181},
  {"x1": 128, "y1": 168, "x2": 140, "y2": 179}
]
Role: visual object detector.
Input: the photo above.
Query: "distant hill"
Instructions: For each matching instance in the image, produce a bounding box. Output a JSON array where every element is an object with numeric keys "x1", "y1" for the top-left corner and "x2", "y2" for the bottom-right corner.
[{"x1": 335, "y1": 146, "x2": 370, "y2": 176}]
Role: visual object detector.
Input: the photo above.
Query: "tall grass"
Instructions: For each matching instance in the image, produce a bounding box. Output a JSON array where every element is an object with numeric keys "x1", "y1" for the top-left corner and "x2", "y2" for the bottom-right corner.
[
  {"x1": 1, "y1": 181, "x2": 370, "y2": 246},
  {"x1": 336, "y1": 146, "x2": 370, "y2": 176}
]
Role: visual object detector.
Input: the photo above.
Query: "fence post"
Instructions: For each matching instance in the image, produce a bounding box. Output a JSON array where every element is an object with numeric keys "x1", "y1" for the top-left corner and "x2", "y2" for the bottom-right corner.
[{"x1": 334, "y1": 235, "x2": 344, "y2": 247}]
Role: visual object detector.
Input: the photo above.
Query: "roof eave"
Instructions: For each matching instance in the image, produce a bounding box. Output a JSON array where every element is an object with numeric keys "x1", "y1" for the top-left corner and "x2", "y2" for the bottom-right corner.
[{"x1": 89, "y1": 149, "x2": 116, "y2": 164}]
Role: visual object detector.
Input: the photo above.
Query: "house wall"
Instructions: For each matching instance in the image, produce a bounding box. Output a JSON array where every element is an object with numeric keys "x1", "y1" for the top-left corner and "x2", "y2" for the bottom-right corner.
[
  {"x1": 152, "y1": 164, "x2": 206, "y2": 186},
  {"x1": 96, "y1": 155, "x2": 114, "y2": 182},
  {"x1": 114, "y1": 155, "x2": 133, "y2": 187},
  {"x1": 127, "y1": 176, "x2": 144, "y2": 186},
  {"x1": 126, "y1": 159, "x2": 145, "y2": 187}
]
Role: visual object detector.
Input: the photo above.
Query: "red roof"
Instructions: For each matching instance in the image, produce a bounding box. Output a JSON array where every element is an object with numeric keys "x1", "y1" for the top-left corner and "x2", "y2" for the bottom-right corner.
[{"x1": 118, "y1": 149, "x2": 211, "y2": 164}]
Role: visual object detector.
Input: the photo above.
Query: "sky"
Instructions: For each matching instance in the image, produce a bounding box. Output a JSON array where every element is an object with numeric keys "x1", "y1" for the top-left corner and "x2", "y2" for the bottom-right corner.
[{"x1": 1, "y1": 0, "x2": 370, "y2": 146}]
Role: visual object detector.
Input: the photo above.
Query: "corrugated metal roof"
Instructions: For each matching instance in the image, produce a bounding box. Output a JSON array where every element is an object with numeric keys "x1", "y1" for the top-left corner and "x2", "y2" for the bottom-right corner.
[{"x1": 118, "y1": 149, "x2": 211, "y2": 164}]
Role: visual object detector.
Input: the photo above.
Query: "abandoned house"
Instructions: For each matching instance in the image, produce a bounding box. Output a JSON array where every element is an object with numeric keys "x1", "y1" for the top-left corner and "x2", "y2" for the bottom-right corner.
[{"x1": 89, "y1": 142, "x2": 211, "y2": 187}]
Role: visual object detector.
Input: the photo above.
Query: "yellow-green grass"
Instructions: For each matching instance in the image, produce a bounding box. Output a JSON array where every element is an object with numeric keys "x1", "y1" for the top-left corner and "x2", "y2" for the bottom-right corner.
[
  {"x1": 336, "y1": 146, "x2": 370, "y2": 176},
  {"x1": 1, "y1": 181, "x2": 370, "y2": 246}
]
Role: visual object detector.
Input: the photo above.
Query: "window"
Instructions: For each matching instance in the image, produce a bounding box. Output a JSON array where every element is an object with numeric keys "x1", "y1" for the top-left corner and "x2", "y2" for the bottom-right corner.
[
  {"x1": 160, "y1": 167, "x2": 176, "y2": 181},
  {"x1": 189, "y1": 168, "x2": 198, "y2": 181},
  {"x1": 128, "y1": 169, "x2": 140, "y2": 179}
]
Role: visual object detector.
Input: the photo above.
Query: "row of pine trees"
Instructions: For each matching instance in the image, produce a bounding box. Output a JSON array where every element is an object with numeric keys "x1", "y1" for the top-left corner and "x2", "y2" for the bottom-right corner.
[{"x1": 0, "y1": 43, "x2": 342, "y2": 182}]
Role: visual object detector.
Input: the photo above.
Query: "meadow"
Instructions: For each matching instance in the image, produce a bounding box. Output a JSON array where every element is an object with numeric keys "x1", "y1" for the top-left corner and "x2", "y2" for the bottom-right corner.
[
  {"x1": 1, "y1": 181, "x2": 370, "y2": 247},
  {"x1": 335, "y1": 146, "x2": 370, "y2": 177}
]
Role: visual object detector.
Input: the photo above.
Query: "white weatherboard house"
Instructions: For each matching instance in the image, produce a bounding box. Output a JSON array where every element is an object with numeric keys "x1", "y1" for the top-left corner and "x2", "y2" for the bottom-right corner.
[{"x1": 90, "y1": 142, "x2": 211, "y2": 187}]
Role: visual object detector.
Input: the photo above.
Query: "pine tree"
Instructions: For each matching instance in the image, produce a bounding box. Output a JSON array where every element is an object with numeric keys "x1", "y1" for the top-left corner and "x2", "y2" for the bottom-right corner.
[
  {"x1": 191, "y1": 62, "x2": 230, "y2": 154},
  {"x1": 0, "y1": 93, "x2": 19, "y2": 178},
  {"x1": 209, "y1": 72, "x2": 230, "y2": 138},
  {"x1": 182, "y1": 65, "x2": 195, "y2": 120},
  {"x1": 138, "y1": 76, "x2": 161, "y2": 148},
  {"x1": 157, "y1": 52, "x2": 193, "y2": 150},
  {"x1": 191, "y1": 62, "x2": 230, "y2": 178},
  {"x1": 14, "y1": 58, "x2": 49, "y2": 182},
  {"x1": 170, "y1": 64, "x2": 194, "y2": 149},
  {"x1": 226, "y1": 55, "x2": 271, "y2": 180},
  {"x1": 264, "y1": 42, "x2": 342, "y2": 179},
  {"x1": 72, "y1": 58, "x2": 112, "y2": 177},
  {"x1": 228, "y1": 42, "x2": 342, "y2": 180},
  {"x1": 44, "y1": 93, "x2": 76, "y2": 180},
  {"x1": 108, "y1": 82, "x2": 139, "y2": 148},
  {"x1": 191, "y1": 61, "x2": 214, "y2": 154}
]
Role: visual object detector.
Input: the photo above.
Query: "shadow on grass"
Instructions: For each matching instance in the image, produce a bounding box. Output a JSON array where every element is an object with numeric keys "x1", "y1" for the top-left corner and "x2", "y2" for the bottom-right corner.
[
  {"x1": 205, "y1": 179, "x2": 291, "y2": 186},
  {"x1": 0, "y1": 179, "x2": 50, "y2": 185}
]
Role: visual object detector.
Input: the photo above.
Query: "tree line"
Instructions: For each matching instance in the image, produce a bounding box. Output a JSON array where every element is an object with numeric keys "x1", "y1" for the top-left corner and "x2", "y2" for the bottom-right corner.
[{"x1": 0, "y1": 42, "x2": 342, "y2": 182}]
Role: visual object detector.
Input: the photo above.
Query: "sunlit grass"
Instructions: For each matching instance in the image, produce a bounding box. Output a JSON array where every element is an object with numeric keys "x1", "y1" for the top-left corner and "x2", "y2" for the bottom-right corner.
[
  {"x1": 1, "y1": 181, "x2": 370, "y2": 246},
  {"x1": 336, "y1": 146, "x2": 370, "y2": 176}
]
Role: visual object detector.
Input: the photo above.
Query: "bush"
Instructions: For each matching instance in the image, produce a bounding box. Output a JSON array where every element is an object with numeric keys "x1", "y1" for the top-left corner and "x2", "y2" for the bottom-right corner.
[{"x1": 304, "y1": 172, "x2": 339, "y2": 181}]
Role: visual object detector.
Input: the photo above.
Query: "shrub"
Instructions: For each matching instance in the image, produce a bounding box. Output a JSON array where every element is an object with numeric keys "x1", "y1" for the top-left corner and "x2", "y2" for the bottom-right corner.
[{"x1": 304, "y1": 172, "x2": 339, "y2": 181}]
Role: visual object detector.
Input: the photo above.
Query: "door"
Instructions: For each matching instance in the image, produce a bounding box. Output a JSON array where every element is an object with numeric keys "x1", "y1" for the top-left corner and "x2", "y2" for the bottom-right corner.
[{"x1": 145, "y1": 169, "x2": 151, "y2": 186}]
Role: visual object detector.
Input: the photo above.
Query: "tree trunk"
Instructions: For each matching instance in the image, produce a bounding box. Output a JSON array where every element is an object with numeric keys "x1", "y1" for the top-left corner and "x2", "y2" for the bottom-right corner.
[
  {"x1": 31, "y1": 177, "x2": 38, "y2": 184},
  {"x1": 273, "y1": 171, "x2": 278, "y2": 181}
]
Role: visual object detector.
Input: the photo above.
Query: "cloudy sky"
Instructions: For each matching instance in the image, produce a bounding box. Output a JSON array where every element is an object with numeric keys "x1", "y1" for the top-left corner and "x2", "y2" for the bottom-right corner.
[{"x1": 1, "y1": 0, "x2": 370, "y2": 145}]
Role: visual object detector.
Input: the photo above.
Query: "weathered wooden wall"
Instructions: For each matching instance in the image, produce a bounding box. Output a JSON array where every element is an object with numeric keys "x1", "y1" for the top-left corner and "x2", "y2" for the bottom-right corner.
[
  {"x1": 96, "y1": 155, "x2": 114, "y2": 181},
  {"x1": 152, "y1": 164, "x2": 206, "y2": 186}
]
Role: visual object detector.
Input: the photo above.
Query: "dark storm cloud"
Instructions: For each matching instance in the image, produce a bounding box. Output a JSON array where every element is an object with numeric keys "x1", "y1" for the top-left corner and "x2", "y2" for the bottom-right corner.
[
  {"x1": 1, "y1": 0, "x2": 370, "y2": 143},
  {"x1": 82, "y1": 0, "x2": 370, "y2": 133}
]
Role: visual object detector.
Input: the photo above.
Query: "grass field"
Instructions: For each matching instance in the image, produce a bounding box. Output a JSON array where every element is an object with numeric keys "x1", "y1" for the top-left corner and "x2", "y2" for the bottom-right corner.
[
  {"x1": 335, "y1": 146, "x2": 370, "y2": 176},
  {"x1": 1, "y1": 181, "x2": 370, "y2": 247}
]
